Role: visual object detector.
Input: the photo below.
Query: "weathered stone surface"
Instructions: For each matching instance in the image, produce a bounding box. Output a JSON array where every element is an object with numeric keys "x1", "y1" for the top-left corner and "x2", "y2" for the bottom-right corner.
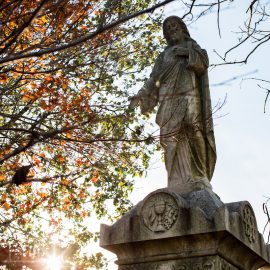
[
  {"x1": 100, "y1": 189, "x2": 270, "y2": 270},
  {"x1": 118, "y1": 256, "x2": 239, "y2": 270},
  {"x1": 129, "y1": 16, "x2": 216, "y2": 193}
]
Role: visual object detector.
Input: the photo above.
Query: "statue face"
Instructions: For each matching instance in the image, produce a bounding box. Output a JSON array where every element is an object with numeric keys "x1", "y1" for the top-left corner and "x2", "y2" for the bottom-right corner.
[{"x1": 164, "y1": 18, "x2": 185, "y2": 44}]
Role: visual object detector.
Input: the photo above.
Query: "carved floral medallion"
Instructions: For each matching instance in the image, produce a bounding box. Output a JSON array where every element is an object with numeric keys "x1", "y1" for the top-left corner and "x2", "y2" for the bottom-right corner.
[
  {"x1": 242, "y1": 204, "x2": 256, "y2": 243},
  {"x1": 141, "y1": 192, "x2": 178, "y2": 232}
]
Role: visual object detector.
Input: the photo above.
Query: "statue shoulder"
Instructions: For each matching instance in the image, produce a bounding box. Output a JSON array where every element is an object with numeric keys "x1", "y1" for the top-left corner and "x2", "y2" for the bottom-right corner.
[
  {"x1": 188, "y1": 38, "x2": 207, "y2": 53},
  {"x1": 156, "y1": 50, "x2": 166, "y2": 62},
  {"x1": 150, "y1": 50, "x2": 166, "y2": 78}
]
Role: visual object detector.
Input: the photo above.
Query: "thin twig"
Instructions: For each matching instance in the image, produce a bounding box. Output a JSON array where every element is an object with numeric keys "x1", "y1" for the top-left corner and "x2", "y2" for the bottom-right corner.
[{"x1": 217, "y1": 0, "x2": 221, "y2": 38}]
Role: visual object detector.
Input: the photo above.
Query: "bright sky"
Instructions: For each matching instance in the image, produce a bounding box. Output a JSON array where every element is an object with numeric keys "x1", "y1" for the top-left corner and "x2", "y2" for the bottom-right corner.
[{"x1": 100, "y1": 1, "x2": 270, "y2": 269}]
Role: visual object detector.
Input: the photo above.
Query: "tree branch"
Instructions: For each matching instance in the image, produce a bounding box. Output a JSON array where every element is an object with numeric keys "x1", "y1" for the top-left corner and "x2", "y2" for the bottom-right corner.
[
  {"x1": 0, "y1": 0, "x2": 48, "y2": 54},
  {"x1": 0, "y1": 0, "x2": 175, "y2": 65}
]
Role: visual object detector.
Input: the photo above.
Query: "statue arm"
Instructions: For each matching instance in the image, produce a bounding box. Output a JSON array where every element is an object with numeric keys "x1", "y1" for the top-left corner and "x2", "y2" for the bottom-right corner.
[
  {"x1": 187, "y1": 41, "x2": 209, "y2": 76},
  {"x1": 136, "y1": 77, "x2": 158, "y2": 114},
  {"x1": 130, "y1": 53, "x2": 163, "y2": 115}
]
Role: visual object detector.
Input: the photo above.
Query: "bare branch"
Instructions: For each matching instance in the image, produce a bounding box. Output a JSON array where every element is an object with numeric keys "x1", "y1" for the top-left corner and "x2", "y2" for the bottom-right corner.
[
  {"x1": 257, "y1": 84, "x2": 270, "y2": 113},
  {"x1": 211, "y1": 34, "x2": 270, "y2": 67},
  {"x1": 182, "y1": 0, "x2": 196, "y2": 20},
  {"x1": 217, "y1": 0, "x2": 222, "y2": 38}
]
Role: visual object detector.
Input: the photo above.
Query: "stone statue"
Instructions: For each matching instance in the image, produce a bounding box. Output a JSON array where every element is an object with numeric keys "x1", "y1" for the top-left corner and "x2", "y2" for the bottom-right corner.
[
  {"x1": 129, "y1": 16, "x2": 216, "y2": 193},
  {"x1": 102, "y1": 17, "x2": 270, "y2": 268}
]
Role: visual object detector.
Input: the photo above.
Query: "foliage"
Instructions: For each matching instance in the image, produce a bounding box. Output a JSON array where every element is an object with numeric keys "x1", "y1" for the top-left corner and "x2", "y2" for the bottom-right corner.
[{"x1": 0, "y1": 0, "x2": 171, "y2": 268}]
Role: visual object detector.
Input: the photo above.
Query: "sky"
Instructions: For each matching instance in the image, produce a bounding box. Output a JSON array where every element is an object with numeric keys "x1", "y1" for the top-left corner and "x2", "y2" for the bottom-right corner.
[{"x1": 99, "y1": 1, "x2": 270, "y2": 268}]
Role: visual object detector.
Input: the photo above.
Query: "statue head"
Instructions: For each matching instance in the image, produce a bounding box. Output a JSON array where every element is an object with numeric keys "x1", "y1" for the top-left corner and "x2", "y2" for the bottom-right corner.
[{"x1": 163, "y1": 16, "x2": 190, "y2": 45}]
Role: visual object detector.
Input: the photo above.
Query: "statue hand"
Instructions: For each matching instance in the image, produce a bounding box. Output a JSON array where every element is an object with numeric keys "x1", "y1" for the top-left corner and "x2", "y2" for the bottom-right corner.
[
  {"x1": 128, "y1": 95, "x2": 140, "y2": 110},
  {"x1": 172, "y1": 46, "x2": 189, "y2": 57}
]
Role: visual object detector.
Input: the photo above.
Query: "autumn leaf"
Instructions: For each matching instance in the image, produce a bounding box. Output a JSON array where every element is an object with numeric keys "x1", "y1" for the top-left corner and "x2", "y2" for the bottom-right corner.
[
  {"x1": 40, "y1": 16, "x2": 48, "y2": 24},
  {"x1": 91, "y1": 170, "x2": 99, "y2": 183},
  {"x1": 79, "y1": 191, "x2": 86, "y2": 199},
  {"x1": 22, "y1": 92, "x2": 37, "y2": 102},
  {"x1": 0, "y1": 74, "x2": 8, "y2": 82},
  {"x1": 62, "y1": 178, "x2": 70, "y2": 186},
  {"x1": 62, "y1": 81, "x2": 69, "y2": 90},
  {"x1": 28, "y1": 169, "x2": 35, "y2": 178},
  {"x1": 39, "y1": 152, "x2": 46, "y2": 158},
  {"x1": 44, "y1": 76, "x2": 53, "y2": 83},
  {"x1": 75, "y1": 158, "x2": 83, "y2": 166},
  {"x1": 37, "y1": 191, "x2": 47, "y2": 199},
  {"x1": 34, "y1": 159, "x2": 41, "y2": 166},
  {"x1": 2, "y1": 202, "x2": 11, "y2": 211},
  {"x1": 57, "y1": 155, "x2": 65, "y2": 162},
  {"x1": 40, "y1": 100, "x2": 48, "y2": 110},
  {"x1": 91, "y1": 176, "x2": 98, "y2": 183},
  {"x1": 66, "y1": 131, "x2": 73, "y2": 138}
]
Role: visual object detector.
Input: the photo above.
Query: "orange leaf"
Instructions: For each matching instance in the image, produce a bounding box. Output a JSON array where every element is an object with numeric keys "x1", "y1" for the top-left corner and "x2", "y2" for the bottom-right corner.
[
  {"x1": 0, "y1": 175, "x2": 5, "y2": 181},
  {"x1": 34, "y1": 159, "x2": 41, "y2": 166},
  {"x1": 40, "y1": 100, "x2": 48, "y2": 110},
  {"x1": 31, "y1": 83, "x2": 37, "y2": 89},
  {"x1": 2, "y1": 202, "x2": 10, "y2": 211},
  {"x1": 57, "y1": 155, "x2": 65, "y2": 162},
  {"x1": 66, "y1": 131, "x2": 73, "y2": 138},
  {"x1": 91, "y1": 170, "x2": 100, "y2": 183},
  {"x1": 80, "y1": 211, "x2": 87, "y2": 218},
  {"x1": 0, "y1": 74, "x2": 8, "y2": 83},
  {"x1": 44, "y1": 76, "x2": 53, "y2": 82},
  {"x1": 62, "y1": 178, "x2": 70, "y2": 186},
  {"x1": 75, "y1": 158, "x2": 83, "y2": 166},
  {"x1": 37, "y1": 192, "x2": 47, "y2": 198},
  {"x1": 9, "y1": 21, "x2": 17, "y2": 28},
  {"x1": 39, "y1": 152, "x2": 46, "y2": 158},
  {"x1": 28, "y1": 169, "x2": 35, "y2": 178},
  {"x1": 91, "y1": 176, "x2": 98, "y2": 183},
  {"x1": 62, "y1": 81, "x2": 69, "y2": 90},
  {"x1": 79, "y1": 191, "x2": 86, "y2": 199},
  {"x1": 22, "y1": 92, "x2": 36, "y2": 102},
  {"x1": 40, "y1": 16, "x2": 48, "y2": 23}
]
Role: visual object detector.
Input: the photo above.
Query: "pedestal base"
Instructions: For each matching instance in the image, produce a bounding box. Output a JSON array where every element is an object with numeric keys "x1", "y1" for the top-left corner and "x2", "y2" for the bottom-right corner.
[
  {"x1": 119, "y1": 255, "x2": 239, "y2": 270},
  {"x1": 100, "y1": 189, "x2": 270, "y2": 270}
]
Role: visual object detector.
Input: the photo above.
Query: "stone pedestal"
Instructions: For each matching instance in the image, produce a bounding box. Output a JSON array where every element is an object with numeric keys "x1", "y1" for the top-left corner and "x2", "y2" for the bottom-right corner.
[{"x1": 100, "y1": 189, "x2": 270, "y2": 270}]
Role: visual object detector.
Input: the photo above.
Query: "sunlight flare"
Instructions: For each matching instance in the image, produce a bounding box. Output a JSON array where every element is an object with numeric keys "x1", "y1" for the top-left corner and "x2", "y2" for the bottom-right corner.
[{"x1": 46, "y1": 255, "x2": 62, "y2": 270}]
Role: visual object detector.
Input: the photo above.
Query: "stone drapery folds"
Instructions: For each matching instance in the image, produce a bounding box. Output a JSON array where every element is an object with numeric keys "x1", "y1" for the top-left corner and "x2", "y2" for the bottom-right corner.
[{"x1": 131, "y1": 16, "x2": 216, "y2": 193}]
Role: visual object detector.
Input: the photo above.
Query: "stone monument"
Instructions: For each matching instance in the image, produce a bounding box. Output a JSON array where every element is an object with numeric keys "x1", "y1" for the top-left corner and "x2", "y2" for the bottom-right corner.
[{"x1": 100, "y1": 16, "x2": 270, "y2": 270}]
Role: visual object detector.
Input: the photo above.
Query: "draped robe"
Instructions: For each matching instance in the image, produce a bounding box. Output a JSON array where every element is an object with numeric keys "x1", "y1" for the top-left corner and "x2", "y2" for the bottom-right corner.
[{"x1": 137, "y1": 39, "x2": 216, "y2": 192}]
